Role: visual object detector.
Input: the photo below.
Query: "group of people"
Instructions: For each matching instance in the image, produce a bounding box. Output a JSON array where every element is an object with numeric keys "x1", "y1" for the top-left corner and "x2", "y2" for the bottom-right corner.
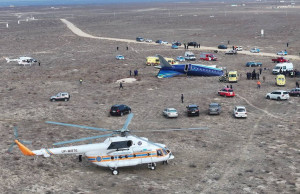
[
  {"x1": 183, "y1": 43, "x2": 200, "y2": 50},
  {"x1": 129, "y1": 69, "x2": 139, "y2": 77},
  {"x1": 246, "y1": 68, "x2": 262, "y2": 80}
]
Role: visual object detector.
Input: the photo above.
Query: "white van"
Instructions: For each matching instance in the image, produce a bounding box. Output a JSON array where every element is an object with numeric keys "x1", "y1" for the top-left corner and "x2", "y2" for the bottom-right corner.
[
  {"x1": 272, "y1": 62, "x2": 293, "y2": 74},
  {"x1": 184, "y1": 51, "x2": 196, "y2": 61}
]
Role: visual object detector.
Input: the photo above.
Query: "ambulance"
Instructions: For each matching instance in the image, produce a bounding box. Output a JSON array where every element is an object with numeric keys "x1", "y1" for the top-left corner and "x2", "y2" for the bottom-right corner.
[
  {"x1": 228, "y1": 71, "x2": 238, "y2": 82},
  {"x1": 276, "y1": 74, "x2": 286, "y2": 86},
  {"x1": 146, "y1": 56, "x2": 177, "y2": 66}
]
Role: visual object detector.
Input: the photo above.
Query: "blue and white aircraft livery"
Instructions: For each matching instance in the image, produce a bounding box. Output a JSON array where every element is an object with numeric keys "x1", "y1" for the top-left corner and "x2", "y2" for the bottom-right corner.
[{"x1": 156, "y1": 55, "x2": 223, "y2": 78}]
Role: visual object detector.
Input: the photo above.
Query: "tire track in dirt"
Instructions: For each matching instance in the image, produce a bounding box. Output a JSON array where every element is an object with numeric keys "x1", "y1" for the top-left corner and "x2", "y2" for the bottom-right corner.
[{"x1": 60, "y1": 18, "x2": 300, "y2": 61}]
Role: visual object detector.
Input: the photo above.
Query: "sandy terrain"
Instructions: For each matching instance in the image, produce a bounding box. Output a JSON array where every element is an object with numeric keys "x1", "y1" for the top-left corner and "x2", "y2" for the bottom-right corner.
[{"x1": 0, "y1": 2, "x2": 299, "y2": 194}]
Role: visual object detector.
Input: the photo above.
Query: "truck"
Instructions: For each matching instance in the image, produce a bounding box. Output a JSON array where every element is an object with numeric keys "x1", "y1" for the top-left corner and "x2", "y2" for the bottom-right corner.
[
  {"x1": 184, "y1": 51, "x2": 196, "y2": 61},
  {"x1": 272, "y1": 63, "x2": 293, "y2": 74},
  {"x1": 277, "y1": 50, "x2": 288, "y2": 55},
  {"x1": 245, "y1": 62, "x2": 262, "y2": 67},
  {"x1": 272, "y1": 57, "x2": 289, "y2": 63},
  {"x1": 200, "y1": 53, "x2": 217, "y2": 61}
]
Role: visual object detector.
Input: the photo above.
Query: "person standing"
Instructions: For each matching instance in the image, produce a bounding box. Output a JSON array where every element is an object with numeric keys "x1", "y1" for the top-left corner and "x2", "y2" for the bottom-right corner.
[
  {"x1": 263, "y1": 76, "x2": 266, "y2": 82},
  {"x1": 287, "y1": 42, "x2": 289, "y2": 47},
  {"x1": 296, "y1": 81, "x2": 299, "y2": 88},
  {"x1": 126, "y1": 46, "x2": 128, "y2": 50},
  {"x1": 257, "y1": 80, "x2": 261, "y2": 89},
  {"x1": 117, "y1": 47, "x2": 119, "y2": 51},
  {"x1": 129, "y1": 70, "x2": 132, "y2": 76},
  {"x1": 259, "y1": 67, "x2": 262, "y2": 75},
  {"x1": 181, "y1": 94, "x2": 184, "y2": 103},
  {"x1": 119, "y1": 82, "x2": 123, "y2": 89},
  {"x1": 79, "y1": 78, "x2": 83, "y2": 85}
]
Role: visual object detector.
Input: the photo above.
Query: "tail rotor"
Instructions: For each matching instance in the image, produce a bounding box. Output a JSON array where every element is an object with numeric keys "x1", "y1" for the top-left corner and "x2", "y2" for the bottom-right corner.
[{"x1": 8, "y1": 126, "x2": 31, "y2": 153}]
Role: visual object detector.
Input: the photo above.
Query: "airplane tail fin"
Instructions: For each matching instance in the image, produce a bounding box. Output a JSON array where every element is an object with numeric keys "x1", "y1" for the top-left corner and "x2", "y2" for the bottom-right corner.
[
  {"x1": 15, "y1": 140, "x2": 35, "y2": 156},
  {"x1": 5, "y1": 58, "x2": 10, "y2": 63},
  {"x1": 157, "y1": 55, "x2": 172, "y2": 68}
]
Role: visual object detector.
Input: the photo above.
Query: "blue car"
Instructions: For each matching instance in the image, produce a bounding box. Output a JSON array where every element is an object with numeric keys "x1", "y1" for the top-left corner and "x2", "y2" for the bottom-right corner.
[
  {"x1": 277, "y1": 50, "x2": 288, "y2": 55},
  {"x1": 250, "y1": 48, "x2": 260, "y2": 53},
  {"x1": 116, "y1": 55, "x2": 125, "y2": 60},
  {"x1": 246, "y1": 62, "x2": 262, "y2": 67},
  {"x1": 171, "y1": 44, "x2": 178, "y2": 49},
  {"x1": 218, "y1": 45, "x2": 227, "y2": 49},
  {"x1": 176, "y1": 56, "x2": 185, "y2": 62}
]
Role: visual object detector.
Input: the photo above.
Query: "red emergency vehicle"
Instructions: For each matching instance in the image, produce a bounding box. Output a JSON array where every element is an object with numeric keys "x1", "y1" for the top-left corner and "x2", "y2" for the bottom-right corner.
[{"x1": 200, "y1": 53, "x2": 217, "y2": 61}]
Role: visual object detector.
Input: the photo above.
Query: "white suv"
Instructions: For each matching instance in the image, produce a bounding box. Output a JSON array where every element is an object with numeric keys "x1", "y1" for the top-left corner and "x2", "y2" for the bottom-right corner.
[
  {"x1": 50, "y1": 92, "x2": 70, "y2": 102},
  {"x1": 266, "y1": 90, "x2": 289, "y2": 100},
  {"x1": 233, "y1": 106, "x2": 247, "y2": 118}
]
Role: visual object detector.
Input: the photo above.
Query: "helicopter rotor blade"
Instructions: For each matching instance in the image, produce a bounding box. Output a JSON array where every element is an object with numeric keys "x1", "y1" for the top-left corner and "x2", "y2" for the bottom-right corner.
[
  {"x1": 20, "y1": 140, "x2": 32, "y2": 145},
  {"x1": 131, "y1": 134, "x2": 165, "y2": 149},
  {"x1": 13, "y1": 126, "x2": 18, "y2": 138},
  {"x1": 7, "y1": 142, "x2": 16, "y2": 153},
  {"x1": 134, "y1": 127, "x2": 209, "y2": 132},
  {"x1": 121, "y1": 113, "x2": 134, "y2": 132},
  {"x1": 46, "y1": 121, "x2": 113, "y2": 132},
  {"x1": 53, "y1": 133, "x2": 115, "y2": 146}
]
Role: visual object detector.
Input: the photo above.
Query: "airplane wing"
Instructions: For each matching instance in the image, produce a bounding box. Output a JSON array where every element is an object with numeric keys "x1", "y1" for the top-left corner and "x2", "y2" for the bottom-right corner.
[{"x1": 157, "y1": 69, "x2": 185, "y2": 78}]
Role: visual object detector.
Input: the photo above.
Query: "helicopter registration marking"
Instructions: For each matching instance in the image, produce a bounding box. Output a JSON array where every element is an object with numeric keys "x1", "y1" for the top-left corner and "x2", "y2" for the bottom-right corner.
[{"x1": 61, "y1": 149, "x2": 78, "y2": 153}]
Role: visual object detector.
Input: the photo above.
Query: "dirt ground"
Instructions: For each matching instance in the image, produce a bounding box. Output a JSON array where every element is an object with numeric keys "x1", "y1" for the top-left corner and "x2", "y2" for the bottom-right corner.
[{"x1": 0, "y1": 2, "x2": 299, "y2": 194}]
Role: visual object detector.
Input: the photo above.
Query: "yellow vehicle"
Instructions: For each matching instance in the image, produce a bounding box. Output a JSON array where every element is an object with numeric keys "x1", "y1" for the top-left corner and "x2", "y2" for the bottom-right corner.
[
  {"x1": 228, "y1": 71, "x2": 238, "y2": 82},
  {"x1": 146, "y1": 56, "x2": 178, "y2": 66},
  {"x1": 276, "y1": 74, "x2": 286, "y2": 86}
]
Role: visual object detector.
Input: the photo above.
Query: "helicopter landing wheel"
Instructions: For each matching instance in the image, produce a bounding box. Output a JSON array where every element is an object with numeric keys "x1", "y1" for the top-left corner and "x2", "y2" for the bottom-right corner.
[
  {"x1": 163, "y1": 160, "x2": 168, "y2": 165},
  {"x1": 112, "y1": 169, "x2": 119, "y2": 175},
  {"x1": 148, "y1": 163, "x2": 156, "y2": 170}
]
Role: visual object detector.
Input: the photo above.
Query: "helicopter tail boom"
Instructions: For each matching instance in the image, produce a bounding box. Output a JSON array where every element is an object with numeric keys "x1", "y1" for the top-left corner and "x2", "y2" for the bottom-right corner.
[{"x1": 15, "y1": 140, "x2": 36, "y2": 156}]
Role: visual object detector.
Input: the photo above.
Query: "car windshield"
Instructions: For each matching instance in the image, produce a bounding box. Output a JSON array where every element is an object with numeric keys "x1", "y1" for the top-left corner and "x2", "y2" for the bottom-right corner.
[
  {"x1": 210, "y1": 105, "x2": 218, "y2": 108},
  {"x1": 274, "y1": 66, "x2": 281, "y2": 69},
  {"x1": 111, "y1": 106, "x2": 119, "y2": 111},
  {"x1": 229, "y1": 74, "x2": 236, "y2": 77},
  {"x1": 228, "y1": 89, "x2": 233, "y2": 92},
  {"x1": 237, "y1": 108, "x2": 245, "y2": 112},
  {"x1": 188, "y1": 108, "x2": 198, "y2": 111},
  {"x1": 283, "y1": 92, "x2": 288, "y2": 94},
  {"x1": 169, "y1": 109, "x2": 177, "y2": 112}
]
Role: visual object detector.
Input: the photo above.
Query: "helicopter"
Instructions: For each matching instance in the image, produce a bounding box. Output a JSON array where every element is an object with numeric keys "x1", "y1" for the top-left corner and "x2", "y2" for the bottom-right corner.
[{"x1": 9, "y1": 113, "x2": 208, "y2": 175}]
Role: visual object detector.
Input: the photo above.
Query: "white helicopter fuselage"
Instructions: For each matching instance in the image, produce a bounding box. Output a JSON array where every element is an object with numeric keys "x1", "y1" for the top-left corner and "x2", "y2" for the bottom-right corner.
[
  {"x1": 5, "y1": 56, "x2": 37, "y2": 66},
  {"x1": 19, "y1": 135, "x2": 174, "y2": 169}
]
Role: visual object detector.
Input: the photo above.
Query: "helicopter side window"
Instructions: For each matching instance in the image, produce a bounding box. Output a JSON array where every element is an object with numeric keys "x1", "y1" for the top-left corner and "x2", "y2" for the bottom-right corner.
[
  {"x1": 107, "y1": 140, "x2": 133, "y2": 150},
  {"x1": 111, "y1": 156, "x2": 114, "y2": 160},
  {"x1": 162, "y1": 149, "x2": 167, "y2": 155}
]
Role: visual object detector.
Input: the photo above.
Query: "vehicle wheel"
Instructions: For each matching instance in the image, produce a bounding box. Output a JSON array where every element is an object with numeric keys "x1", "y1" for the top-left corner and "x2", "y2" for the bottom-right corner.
[
  {"x1": 266, "y1": 96, "x2": 270, "y2": 99},
  {"x1": 64, "y1": 98, "x2": 68, "y2": 101},
  {"x1": 277, "y1": 97, "x2": 281, "y2": 101},
  {"x1": 51, "y1": 99, "x2": 55, "y2": 102},
  {"x1": 163, "y1": 160, "x2": 168, "y2": 165},
  {"x1": 120, "y1": 112, "x2": 124, "y2": 116},
  {"x1": 150, "y1": 165, "x2": 156, "y2": 170},
  {"x1": 112, "y1": 169, "x2": 119, "y2": 175},
  {"x1": 128, "y1": 110, "x2": 131, "y2": 114}
]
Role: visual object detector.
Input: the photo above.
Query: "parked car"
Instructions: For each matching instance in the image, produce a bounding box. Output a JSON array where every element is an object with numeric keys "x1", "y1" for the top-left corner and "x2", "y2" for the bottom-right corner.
[
  {"x1": 235, "y1": 46, "x2": 243, "y2": 51},
  {"x1": 155, "y1": 40, "x2": 162, "y2": 44},
  {"x1": 160, "y1": 41, "x2": 168, "y2": 44},
  {"x1": 116, "y1": 55, "x2": 125, "y2": 60},
  {"x1": 172, "y1": 41, "x2": 181, "y2": 46},
  {"x1": 110, "y1": 104, "x2": 131, "y2": 116},
  {"x1": 272, "y1": 57, "x2": 289, "y2": 63},
  {"x1": 218, "y1": 45, "x2": 227, "y2": 49},
  {"x1": 171, "y1": 44, "x2": 178, "y2": 49},
  {"x1": 225, "y1": 50, "x2": 237, "y2": 55},
  {"x1": 176, "y1": 56, "x2": 185, "y2": 62},
  {"x1": 200, "y1": 53, "x2": 217, "y2": 61},
  {"x1": 50, "y1": 92, "x2": 70, "y2": 102},
  {"x1": 145, "y1": 39, "x2": 152, "y2": 42},
  {"x1": 246, "y1": 62, "x2": 262, "y2": 67},
  {"x1": 136, "y1": 37, "x2": 144, "y2": 42},
  {"x1": 188, "y1": 42, "x2": 197, "y2": 47},
  {"x1": 186, "y1": 104, "x2": 199, "y2": 116},
  {"x1": 250, "y1": 48, "x2": 260, "y2": 53},
  {"x1": 288, "y1": 88, "x2": 300, "y2": 97},
  {"x1": 208, "y1": 103, "x2": 221, "y2": 115},
  {"x1": 266, "y1": 90, "x2": 289, "y2": 100},
  {"x1": 233, "y1": 106, "x2": 247, "y2": 118},
  {"x1": 277, "y1": 50, "x2": 288, "y2": 55},
  {"x1": 163, "y1": 108, "x2": 178, "y2": 118},
  {"x1": 218, "y1": 88, "x2": 235, "y2": 97}
]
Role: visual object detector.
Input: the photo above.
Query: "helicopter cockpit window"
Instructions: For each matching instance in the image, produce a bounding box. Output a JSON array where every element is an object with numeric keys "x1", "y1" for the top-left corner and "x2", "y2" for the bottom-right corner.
[
  {"x1": 107, "y1": 140, "x2": 133, "y2": 150},
  {"x1": 157, "y1": 149, "x2": 163, "y2": 156}
]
